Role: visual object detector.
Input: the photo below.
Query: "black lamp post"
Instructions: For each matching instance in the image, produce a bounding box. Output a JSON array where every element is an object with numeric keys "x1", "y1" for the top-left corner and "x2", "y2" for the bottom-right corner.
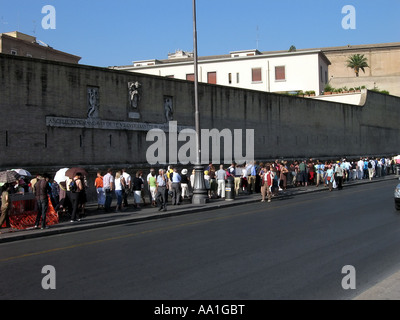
[{"x1": 192, "y1": 0, "x2": 209, "y2": 204}]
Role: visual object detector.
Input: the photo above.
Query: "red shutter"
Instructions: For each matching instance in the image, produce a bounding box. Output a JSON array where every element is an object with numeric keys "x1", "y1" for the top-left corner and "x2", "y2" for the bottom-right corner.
[
  {"x1": 252, "y1": 68, "x2": 262, "y2": 82},
  {"x1": 275, "y1": 66, "x2": 285, "y2": 80},
  {"x1": 207, "y1": 72, "x2": 217, "y2": 84}
]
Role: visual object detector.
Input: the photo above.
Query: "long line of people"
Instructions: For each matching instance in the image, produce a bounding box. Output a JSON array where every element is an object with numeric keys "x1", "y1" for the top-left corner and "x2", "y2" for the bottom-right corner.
[
  {"x1": 90, "y1": 156, "x2": 399, "y2": 213},
  {"x1": 30, "y1": 155, "x2": 400, "y2": 221}
]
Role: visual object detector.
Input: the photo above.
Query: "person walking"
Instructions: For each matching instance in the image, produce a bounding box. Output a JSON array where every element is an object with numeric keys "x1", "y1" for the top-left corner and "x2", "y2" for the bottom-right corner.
[{"x1": 326, "y1": 165, "x2": 335, "y2": 191}]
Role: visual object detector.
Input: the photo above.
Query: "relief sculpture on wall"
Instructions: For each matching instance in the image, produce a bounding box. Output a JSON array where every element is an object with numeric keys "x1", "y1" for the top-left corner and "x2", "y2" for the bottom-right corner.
[{"x1": 87, "y1": 87, "x2": 99, "y2": 119}]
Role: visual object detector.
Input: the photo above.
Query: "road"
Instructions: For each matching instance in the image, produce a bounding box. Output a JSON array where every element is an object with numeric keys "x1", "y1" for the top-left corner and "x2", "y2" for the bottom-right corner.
[{"x1": 1, "y1": 179, "x2": 400, "y2": 300}]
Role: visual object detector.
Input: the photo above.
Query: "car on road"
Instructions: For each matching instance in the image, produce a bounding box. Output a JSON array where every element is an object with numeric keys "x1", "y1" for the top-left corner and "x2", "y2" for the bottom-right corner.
[{"x1": 395, "y1": 178, "x2": 400, "y2": 210}]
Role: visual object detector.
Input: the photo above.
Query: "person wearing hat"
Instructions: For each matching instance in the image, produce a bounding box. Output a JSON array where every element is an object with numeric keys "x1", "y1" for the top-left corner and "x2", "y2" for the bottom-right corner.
[{"x1": 180, "y1": 169, "x2": 189, "y2": 200}]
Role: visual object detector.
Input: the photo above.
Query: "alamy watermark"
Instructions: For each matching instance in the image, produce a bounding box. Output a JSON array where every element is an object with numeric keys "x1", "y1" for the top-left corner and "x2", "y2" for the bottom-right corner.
[
  {"x1": 41, "y1": 5, "x2": 56, "y2": 30},
  {"x1": 342, "y1": 5, "x2": 356, "y2": 30},
  {"x1": 146, "y1": 121, "x2": 254, "y2": 165},
  {"x1": 341, "y1": 265, "x2": 356, "y2": 290},
  {"x1": 41, "y1": 265, "x2": 56, "y2": 290}
]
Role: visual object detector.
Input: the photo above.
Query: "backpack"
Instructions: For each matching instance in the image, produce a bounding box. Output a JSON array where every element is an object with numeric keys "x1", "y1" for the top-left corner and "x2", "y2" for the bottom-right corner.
[
  {"x1": 69, "y1": 179, "x2": 78, "y2": 193},
  {"x1": 368, "y1": 161, "x2": 372, "y2": 169},
  {"x1": 263, "y1": 171, "x2": 273, "y2": 187}
]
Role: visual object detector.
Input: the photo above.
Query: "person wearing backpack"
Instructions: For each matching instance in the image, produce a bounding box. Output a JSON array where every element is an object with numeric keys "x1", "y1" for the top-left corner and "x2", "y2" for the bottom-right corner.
[{"x1": 261, "y1": 165, "x2": 274, "y2": 203}]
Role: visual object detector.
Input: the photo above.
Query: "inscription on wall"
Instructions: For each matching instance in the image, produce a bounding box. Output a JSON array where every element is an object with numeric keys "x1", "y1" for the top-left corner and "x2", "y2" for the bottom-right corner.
[{"x1": 46, "y1": 116, "x2": 192, "y2": 132}]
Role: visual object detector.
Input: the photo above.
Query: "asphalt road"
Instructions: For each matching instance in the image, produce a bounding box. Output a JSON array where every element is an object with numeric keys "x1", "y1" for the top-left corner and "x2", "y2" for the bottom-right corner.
[{"x1": 1, "y1": 179, "x2": 400, "y2": 300}]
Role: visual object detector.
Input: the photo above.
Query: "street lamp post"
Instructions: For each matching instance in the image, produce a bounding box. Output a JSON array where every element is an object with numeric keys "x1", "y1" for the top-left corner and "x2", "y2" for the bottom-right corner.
[{"x1": 192, "y1": 0, "x2": 209, "y2": 204}]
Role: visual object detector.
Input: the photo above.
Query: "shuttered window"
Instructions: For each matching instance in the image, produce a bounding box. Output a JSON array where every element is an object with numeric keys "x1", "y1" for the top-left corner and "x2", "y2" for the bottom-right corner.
[
  {"x1": 252, "y1": 68, "x2": 262, "y2": 82},
  {"x1": 275, "y1": 66, "x2": 286, "y2": 81},
  {"x1": 207, "y1": 72, "x2": 217, "y2": 84},
  {"x1": 186, "y1": 73, "x2": 195, "y2": 81}
]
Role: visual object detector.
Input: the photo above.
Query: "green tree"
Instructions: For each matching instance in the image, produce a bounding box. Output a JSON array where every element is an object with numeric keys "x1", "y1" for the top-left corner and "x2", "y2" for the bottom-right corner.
[{"x1": 346, "y1": 54, "x2": 369, "y2": 77}]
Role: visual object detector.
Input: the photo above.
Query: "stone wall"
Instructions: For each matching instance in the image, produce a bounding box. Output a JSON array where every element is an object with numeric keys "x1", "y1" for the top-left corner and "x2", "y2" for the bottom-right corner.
[{"x1": 1, "y1": 52, "x2": 400, "y2": 174}]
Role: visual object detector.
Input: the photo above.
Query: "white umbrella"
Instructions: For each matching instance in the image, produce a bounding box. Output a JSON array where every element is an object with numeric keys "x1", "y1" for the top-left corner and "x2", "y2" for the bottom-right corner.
[
  {"x1": 11, "y1": 168, "x2": 31, "y2": 177},
  {"x1": 54, "y1": 168, "x2": 69, "y2": 184}
]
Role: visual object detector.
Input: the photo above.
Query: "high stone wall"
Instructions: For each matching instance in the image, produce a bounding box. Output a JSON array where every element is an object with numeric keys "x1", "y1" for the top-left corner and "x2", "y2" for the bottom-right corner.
[{"x1": 1, "y1": 52, "x2": 399, "y2": 172}]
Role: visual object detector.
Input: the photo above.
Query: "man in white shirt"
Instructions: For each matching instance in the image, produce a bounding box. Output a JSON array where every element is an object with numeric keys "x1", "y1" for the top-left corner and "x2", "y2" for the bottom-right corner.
[
  {"x1": 103, "y1": 168, "x2": 114, "y2": 212},
  {"x1": 216, "y1": 165, "x2": 227, "y2": 199},
  {"x1": 357, "y1": 158, "x2": 364, "y2": 180},
  {"x1": 122, "y1": 168, "x2": 131, "y2": 207}
]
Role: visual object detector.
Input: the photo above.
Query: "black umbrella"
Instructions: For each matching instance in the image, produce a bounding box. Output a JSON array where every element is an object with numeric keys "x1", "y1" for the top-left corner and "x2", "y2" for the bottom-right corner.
[{"x1": 0, "y1": 170, "x2": 21, "y2": 183}]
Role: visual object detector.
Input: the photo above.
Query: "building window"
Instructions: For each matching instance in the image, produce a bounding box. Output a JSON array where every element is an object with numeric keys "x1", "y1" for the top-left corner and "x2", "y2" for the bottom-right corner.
[
  {"x1": 10, "y1": 49, "x2": 17, "y2": 55},
  {"x1": 325, "y1": 71, "x2": 328, "y2": 84},
  {"x1": 275, "y1": 66, "x2": 286, "y2": 81},
  {"x1": 236, "y1": 73, "x2": 240, "y2": 83},
  {"x1": 186, "y1": 73, "x2": 195, "y2": 81},
  {"x1": 207, "y1": 72, "x2": 217, "y2": 84},
  {"x1": 252, "y1": 68, "x2": 262, "y2": 82},
  {"x1": 228, "y1": 73, "x2": 232, "y2": 84},
  {"x1": 320, "y1": 66, "x2": 323, "y2": 82}
]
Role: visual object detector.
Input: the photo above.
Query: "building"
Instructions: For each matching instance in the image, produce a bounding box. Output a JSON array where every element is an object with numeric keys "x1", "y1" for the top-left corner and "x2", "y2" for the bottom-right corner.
[
  {"x1": 0, "y1": 31, "x2": 81, "y2": 64},
  {"x1": 115, "y1": 41, "x2": 400, "y2": 97},
  {"x1": 321, "y1": 42, "x2": 400, "y2": 97},
  {"x1": 114, "y1": 49, "x2": 331, "y2": 96}
]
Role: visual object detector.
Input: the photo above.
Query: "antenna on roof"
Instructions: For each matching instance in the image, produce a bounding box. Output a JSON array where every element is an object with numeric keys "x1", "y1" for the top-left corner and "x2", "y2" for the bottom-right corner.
[
  {"x1": 256, "y1": 25, "x2": 260, "y2": 50},
  {"x1": 32, "y1": 20, "x2": 37, "y2": 35},
  {"x1": 1, "y1": 16, "x2": 8, "y2": 31}
]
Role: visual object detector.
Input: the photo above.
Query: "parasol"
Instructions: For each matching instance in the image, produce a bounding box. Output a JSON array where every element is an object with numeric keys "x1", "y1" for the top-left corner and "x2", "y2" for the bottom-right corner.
[
  {"x1": 65, "y1": 167, "x2": 89, "y2": 178},
  {"x1": 0, "y1": 170, "x2": 21, "y2": 184},
  {"x1": 54, "y1": 168, "x2": 70, "y2": 184},
  {"x1": 12, "y1": 168, "x2": 32, "y2": 177}
]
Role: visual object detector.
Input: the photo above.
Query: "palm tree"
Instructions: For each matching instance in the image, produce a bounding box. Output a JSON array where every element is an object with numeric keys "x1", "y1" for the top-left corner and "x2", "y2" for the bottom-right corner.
[{"x1": 346, "y1": 54, "x2": 369, "y2": 77}]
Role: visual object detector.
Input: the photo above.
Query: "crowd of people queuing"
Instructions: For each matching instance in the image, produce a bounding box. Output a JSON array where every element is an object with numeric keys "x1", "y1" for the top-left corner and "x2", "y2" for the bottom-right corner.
[
  {"x1": 90, "y1": 156, "x2": 399, "y2": 213},
  {"x1": 0, "y1": 155, "x2": 398, "y2": 233}
]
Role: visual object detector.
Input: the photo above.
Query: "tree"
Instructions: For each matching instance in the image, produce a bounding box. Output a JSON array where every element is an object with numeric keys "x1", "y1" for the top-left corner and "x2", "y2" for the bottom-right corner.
[
  {"x1": 346, "y1": 54, "x2": 369, "y2": 77},
  {"x1": 288, "y1": 45, "x2": 296, "y2": 52}
]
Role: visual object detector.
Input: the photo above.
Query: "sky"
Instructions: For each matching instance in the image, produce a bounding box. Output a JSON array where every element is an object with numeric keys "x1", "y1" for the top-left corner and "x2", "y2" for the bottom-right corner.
[{"x1": 0, "y1": 0, "x2": 399, "y2": 67}]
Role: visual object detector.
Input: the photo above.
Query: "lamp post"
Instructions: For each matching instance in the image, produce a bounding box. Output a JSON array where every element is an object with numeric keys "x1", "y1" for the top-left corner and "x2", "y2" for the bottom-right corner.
[{"x1": 192, "y1": 0, "x2": 209, "y2": 204}]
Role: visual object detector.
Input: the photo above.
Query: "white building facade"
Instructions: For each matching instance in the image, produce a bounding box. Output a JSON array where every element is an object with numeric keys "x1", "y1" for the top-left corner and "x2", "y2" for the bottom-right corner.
[{"x1": 115, "y1": 49, "x2": 331, "y2": 96}]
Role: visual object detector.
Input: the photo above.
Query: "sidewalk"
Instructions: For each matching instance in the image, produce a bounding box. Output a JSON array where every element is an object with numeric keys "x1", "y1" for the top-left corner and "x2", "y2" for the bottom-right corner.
[{"x1": 1, "y1": 175, "x2": 398, "y2": 244}]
